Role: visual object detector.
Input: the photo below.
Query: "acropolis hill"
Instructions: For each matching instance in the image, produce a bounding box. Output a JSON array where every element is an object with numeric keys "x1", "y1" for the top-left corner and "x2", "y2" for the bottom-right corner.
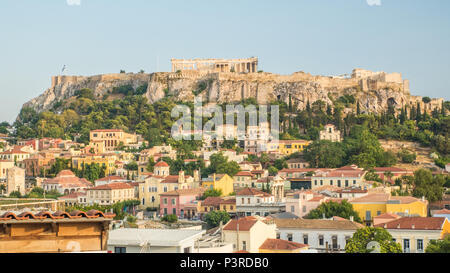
[{"x1": 22, "y1": 58, "x2": 444, "y2": 116}]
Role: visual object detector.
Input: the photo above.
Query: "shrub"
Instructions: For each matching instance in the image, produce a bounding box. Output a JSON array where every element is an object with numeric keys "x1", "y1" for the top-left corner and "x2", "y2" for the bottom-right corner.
[{"x1": 161, "y1": 214, "x2": 178, "y2": 223}]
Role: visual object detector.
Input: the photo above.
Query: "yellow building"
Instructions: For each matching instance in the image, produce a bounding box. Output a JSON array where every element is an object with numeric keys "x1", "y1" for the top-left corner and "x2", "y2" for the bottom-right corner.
[
  {"x1": 350, "y1": 193, "x2": 428, "y2": 225},
  {"x1": 375, "y1": 217, "x2": 450, "y2": 253},
  {"x1": 198, "y1": 196, "x2": 236, "y2": 215},
  {"x1": 267, "y1": 140, "x2": 311, "y2": 156},
  {"x1": 201, "y1": 174, "x2": 234, "y2": 196},
  {"x1": 139, "y1": 162, "x2": 195, "y2": 209},
  {"x1": 72, "y1": 154, "x2": 117, "y2": 175},
  {"x1": 259, "y1": 238, "x2": 309, "y2": 253}
]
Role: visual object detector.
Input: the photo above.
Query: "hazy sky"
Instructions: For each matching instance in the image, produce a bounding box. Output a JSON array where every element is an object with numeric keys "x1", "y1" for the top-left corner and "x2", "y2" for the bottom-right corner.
[{"x1": 1, "y1": 0, "x2": 449, "y2": 123}]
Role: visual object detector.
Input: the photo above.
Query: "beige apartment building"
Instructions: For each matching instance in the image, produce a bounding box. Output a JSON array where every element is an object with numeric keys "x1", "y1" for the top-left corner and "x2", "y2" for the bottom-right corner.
[
  {"x1": 89, "y1": 129, "x2": 144, "y2": 152},
  {"x1": 86, "y1": 182, "x2": 135, "y2": 205}
]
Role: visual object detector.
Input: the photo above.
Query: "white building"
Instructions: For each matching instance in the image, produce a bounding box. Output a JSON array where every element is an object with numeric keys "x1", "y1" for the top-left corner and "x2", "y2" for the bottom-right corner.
[
  {"x1": 107, "y1": 228, "x2": 205, "y2": 253},
  {"x1": 319, "y1": 124, "x2": 341, "y2": 142},
  {"x1": 275, "y1": 218, "x2": 364, "y2": 253},
  {"x1": 236, "y1": 188, "x2": 285, "y2": 217}
]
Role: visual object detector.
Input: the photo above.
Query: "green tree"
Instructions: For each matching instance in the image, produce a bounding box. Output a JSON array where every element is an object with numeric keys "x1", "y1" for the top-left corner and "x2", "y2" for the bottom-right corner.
[
  {"x1": 425, "y1": 234, "x2": 450, "y2": 253},
  {"x1": 304, "y1": 200, "x2": 362, "y2": 223},
  {"x1": 345, "y1": 227, "x2": 402, "y2": 253},
  {"x1": 412, "y1": 169, "x2": 445, "y2": 202},
  {"x1": 161, "y1": 214, "x2": 178, "y2": 223},
  {"x1": 204, "y1": 211, "x2": 231, "y2": 228},
  {"x1": 304, "y1": 140, "x2": 346, "y2": 168},
  {"x1": 201, "y1": 189, "x2": 223, "y2": 200}
]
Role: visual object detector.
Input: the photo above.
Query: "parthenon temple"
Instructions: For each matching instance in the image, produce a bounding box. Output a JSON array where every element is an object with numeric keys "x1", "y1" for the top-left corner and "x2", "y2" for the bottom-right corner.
[{"x1": 171, "y1": 57, "x2": 259, "y2": 73}]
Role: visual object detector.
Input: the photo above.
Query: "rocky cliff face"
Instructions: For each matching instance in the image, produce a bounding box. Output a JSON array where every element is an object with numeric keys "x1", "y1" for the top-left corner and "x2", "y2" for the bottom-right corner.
[{"x1": 21, "y1": 70, "x2": 444, "y2": 117}]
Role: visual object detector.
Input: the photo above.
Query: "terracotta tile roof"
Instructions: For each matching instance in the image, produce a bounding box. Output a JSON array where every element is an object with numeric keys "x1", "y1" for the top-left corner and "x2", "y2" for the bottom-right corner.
[
  {"x1": 43, "y1": 170, "x2": 92, "y2": 187},
  {"x1": 161, "y1": 175, "x2": 192, "y2": 184},
  {"x1": 375, "y1": 217, "x2": 447, "y2": 230},
  {"x1": 259, "y1": 239, "x2": 308, "y2": 250},
  {"x1": 433, "y1": 209, "x2": 450, "y2": 215},
  {"x1": 88, "y1": 182, "x2": 133, "y2": 190},
  {"x1": 373, "y1": 213, "x2": 401, "y2": 219},
  {"x1": 155, "y1": 161, "x2": 169, "y2": 167},
  {"x1": 236, "y1": 171, "x2": 254, "y2": 177},
  {"x1": 0, "y1": 146, "x2": 29, "y2": 155},
  {"x1": 237, "y1": 187, "x2": 272, "y2": 197},
  {"x1": 275, "y1": 218, "x2": 364, "y2": 230},
  {"x1": 234, "y1": 250, "x2": 250, "y2": 253},
  {"x1": 0, "y1": 210, "x2": 115, "y2": 221},
  {"x1": 279, "y1": 168, "x2": 330, "y2": 173},
  {"x1": 223, "y1": 217, "x2": 259, "y2": 231},
  {"x1": 95, "y1": 176, "x2": 128, "y2": 182},
  {"x1": 202, "y1": 197, "x2": 223, "y2": 206}
]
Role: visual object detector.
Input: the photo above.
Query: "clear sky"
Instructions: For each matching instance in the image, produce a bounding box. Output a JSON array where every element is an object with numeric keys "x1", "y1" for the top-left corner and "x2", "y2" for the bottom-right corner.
[{"x1": 1, "y1": 0, "x2": 449, "y2": 123}]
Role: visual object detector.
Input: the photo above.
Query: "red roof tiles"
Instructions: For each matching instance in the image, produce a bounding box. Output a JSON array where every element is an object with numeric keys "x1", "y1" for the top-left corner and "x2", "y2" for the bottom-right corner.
[
  {"x1": 375, "y1": 217, "x2": 447, "y2": 230},
  {"x1": 237, "y1": 187, "x2": 272, "y2": 197},
  {"x1": 259, "y1": 239, "x2": 308, "y2": 251},
  {"x1": 155, "y1": 161, "x2": 169, "y2": 167},
  {"x1": 223, "y1": 217, "x2": 259, "y2": 231},
  {"x1": 0, "y1": 210, "x2": 115, "y2": 221}
]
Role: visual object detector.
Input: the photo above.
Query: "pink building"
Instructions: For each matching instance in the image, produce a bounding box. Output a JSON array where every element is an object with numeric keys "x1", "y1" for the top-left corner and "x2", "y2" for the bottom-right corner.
[
  {"x1": 285, "y1": 190, "x2": 329, "y2": 218},
  {"x1": 159, "y1": 188, "x2": 205, "y2": 219}
]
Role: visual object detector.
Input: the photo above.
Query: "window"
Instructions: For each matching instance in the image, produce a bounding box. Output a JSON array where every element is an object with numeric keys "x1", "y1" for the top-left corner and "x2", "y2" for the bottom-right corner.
[
  {"x1": 163, "y1": 198, "x2": 168, "y2": 205},
  {"x1": 114, "y1": 247, "x2": 126, "y2": 253},
  {"x1": 365, "y1": 211, "x2": 372, "y2": 221},
  {"x1": 242, "y1": 241, "x2": 247, "y2": 251},
  {"x1": 302, "y1": 206, "x2": 306, "y2": 213},
  {"x1": 172, "y1": 198, "x2": 176, "y2": 205},
  {"x1": 417, "y1": 239, "x2": 423, "y2": 251},
  {"x1": 184, "y1": 247, "x2": 191, "y2": 253},
  {"x1": 319, "y1": 235, "x2": 324, "y2": 246},
  {"x1": 172, "y1": 208, "x2": 176, "y2": 215},
  {"x1": 291, "y1": 206, "x2": 295, "y2": 213},
  {"x1": 303, "y1": 235, "x2": 308, "y2": 244},
  {"x1": 403, "y1": 239, "x2": 410, "y2": 253},
  {"x1": 287, "y1": 234, "x2": 293, "y2": 242}
]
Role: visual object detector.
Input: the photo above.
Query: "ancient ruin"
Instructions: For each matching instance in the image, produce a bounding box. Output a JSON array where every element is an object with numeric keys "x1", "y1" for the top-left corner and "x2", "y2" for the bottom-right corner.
[{"x1": 171, "y1": 58, "x2": 259, "y2": 73}]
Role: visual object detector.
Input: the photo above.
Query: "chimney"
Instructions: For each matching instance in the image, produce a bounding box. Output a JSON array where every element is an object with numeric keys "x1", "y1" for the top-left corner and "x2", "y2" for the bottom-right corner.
[
  {"x1": 411, "y1": 224, "x2": 415, "y2": 229},
  {"x1": 322, "y1": 213, "x2": 326, "y2": 219},
  {"x1": 213, "y1": 173, "x2": 216, "y2": 182},
  {"x1": 350, "y1": 216, "x2": 354, "y2": 222},
  {"x1": 422, "y1": 196, "x2": 425, "y2": 202}
]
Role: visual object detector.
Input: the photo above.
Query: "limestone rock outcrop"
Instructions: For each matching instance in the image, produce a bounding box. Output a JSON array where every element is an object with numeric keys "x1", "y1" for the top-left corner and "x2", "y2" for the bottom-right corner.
[{"x1": 21, "y1": 69, "x2": 444, "y2": 119}]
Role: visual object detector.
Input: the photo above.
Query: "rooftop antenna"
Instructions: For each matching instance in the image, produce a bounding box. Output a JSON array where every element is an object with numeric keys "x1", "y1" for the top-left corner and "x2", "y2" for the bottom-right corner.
[{"x1": 136, "y1": 231, "x2": 150, "y2": 253}]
